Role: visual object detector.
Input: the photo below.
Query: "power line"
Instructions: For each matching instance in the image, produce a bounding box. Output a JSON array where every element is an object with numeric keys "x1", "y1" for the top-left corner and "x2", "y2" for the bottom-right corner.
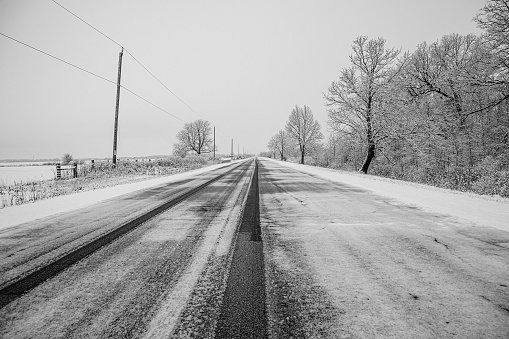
[
  {"x1": 0, "y1": 32, "x2": 116, "y2": 85},
  {"x1": 51, "y1": 0, "x2": 123, "y2": 48},
  {"x1": 121, "y1": 86, "x2": 186, "y2": 122},
  {"x1": 51, "y1": 0, "x2": 203, "y2": 119},
  {"x1": 124, "y1": 49, "x2": 203, "y2": 118},
  {"x1": 0, "y1": 31, "x2": 186, "y2": 123}
]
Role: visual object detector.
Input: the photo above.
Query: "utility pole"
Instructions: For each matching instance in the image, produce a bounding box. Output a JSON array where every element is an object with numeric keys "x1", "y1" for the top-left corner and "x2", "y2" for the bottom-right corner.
[
  {"x1": 112, "y1": 47, "x2": 124, "y2": 165},
  {"x1": 231, "y1": 138, "x2": 233, "y2": 157},
  {"x1": 213, "y1": 126, "x2": 216, "y2": 158}
]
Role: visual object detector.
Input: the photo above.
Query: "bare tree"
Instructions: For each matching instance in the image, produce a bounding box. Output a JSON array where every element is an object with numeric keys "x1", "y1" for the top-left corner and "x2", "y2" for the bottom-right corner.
[
  {"x1": 267, "y1": 137, "x2": 278, "y2": 159},
  {"x1": 321, "y1": 21, "x2": 509, "y2": 195},
  {"x1": 285, "y1": 105, "x2": 323, "y2": 164},
  {"x1": 267, "y1": 130, "x2": 289, "y2": 160},
  {"x1": 474, "y1": 0, "x2": 509, "y2": 110},
  {"x1": 404, "y1": 34, "x2": 494, "y2": 168},
  {"x1": 475, "y1": 0, "x2": 509, "y2": 68},
  {"x1": 324, "y1": 36, "x2": 406, "y2": 173},
  {"x1": 173, "y1": 119, "x2": 213, "y2": 156}
]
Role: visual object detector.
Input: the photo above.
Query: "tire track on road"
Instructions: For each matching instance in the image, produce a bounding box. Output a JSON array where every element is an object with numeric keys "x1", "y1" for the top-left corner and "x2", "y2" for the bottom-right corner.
[
  {"x1": 214, "y1": 159, "x2": 268, "y2": 339},
  {"x1": 0, "y1": 161, "x2": 249, "y2": 309}
]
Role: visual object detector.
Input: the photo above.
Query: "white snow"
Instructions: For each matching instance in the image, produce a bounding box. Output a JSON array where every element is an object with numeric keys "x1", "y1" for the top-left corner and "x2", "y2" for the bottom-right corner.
[
  {"x1": 0, "y1": 162, "x2": 231, "y2": 231},
  {"x1": 2, "y1": 158, "x2": 508, "y2": 234},
  {"x1": 0, "y1": 165, "x2": 55, "y2": 185},
  {"x1": 263, "y1": 158, "x2": 509, "y2": 233}
]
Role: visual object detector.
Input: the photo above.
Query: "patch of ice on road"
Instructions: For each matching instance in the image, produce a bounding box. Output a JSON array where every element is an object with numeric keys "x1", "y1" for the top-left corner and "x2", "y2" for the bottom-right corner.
[
  {"x1": 0, "y1": 163, "x2": 231, "y2": 231},
  {"x1": 263, "y1": 158, "x2": 509, "y2": 233}
]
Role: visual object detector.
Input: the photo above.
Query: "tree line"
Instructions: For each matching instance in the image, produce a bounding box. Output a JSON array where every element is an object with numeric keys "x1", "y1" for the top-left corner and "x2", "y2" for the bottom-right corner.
[
  {"x1": 264, "y1": 105, "x2": 323, "y2": 164},
  {"x1": 265, "y1": 0, "x2": 509, "y2": 197}
]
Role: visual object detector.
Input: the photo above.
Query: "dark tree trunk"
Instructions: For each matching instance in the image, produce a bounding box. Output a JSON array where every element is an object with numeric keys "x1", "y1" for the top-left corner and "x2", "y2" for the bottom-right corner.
[
  {"x1": 300, "y1": 145, "x2": 305, "y2": 164},
  {"x1": 360, "y1": 143, "x2": 375, "y2": 173},
  {"x1": 360, "y1": 96, "x2": 375, "y2": 174}
]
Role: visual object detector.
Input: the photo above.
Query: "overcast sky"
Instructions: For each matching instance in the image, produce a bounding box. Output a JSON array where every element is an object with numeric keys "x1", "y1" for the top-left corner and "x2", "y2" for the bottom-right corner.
[{"x1": 0, "y1": 0, "x2": 486, "y2": 160}]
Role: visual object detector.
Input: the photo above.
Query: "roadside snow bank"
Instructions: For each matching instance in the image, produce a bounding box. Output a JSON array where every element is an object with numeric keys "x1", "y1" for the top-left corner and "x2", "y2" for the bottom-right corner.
[
  {"x1": 0, "y1": 162, "x2": 231, "y2": 231},
  {"x1": 264, "y1": 158, "x2": 509, "y2": 233}
]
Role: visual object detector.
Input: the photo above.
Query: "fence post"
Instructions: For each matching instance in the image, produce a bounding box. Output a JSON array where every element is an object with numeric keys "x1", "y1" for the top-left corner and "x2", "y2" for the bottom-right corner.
[
  {"x1": 56, "y1": 164, "x2": 61, "y2": 179},
  {"x1": 73, "y1": 162, "x2": 78, "y2": 178}
]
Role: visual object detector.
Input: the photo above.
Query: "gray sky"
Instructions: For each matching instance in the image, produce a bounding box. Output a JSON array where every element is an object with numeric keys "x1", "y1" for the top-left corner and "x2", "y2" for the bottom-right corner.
[{"x1": 0, "y1": 0, "x2": 485, "y2": 160}]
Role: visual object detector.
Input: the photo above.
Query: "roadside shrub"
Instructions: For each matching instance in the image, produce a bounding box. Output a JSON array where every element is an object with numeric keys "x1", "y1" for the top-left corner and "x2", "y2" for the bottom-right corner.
[
  {"x1": 62, "y1": 153, "x2": 73, "y2": 165},
  {"x1": 471, "y1": 156, "x2": 509, "y2": 197},
  {"x1": 0, "y1": 181, "x2": 47, "y2": 208},
  {"x1": 365, "y1": 155, "x2": 509, "y2": 198}
]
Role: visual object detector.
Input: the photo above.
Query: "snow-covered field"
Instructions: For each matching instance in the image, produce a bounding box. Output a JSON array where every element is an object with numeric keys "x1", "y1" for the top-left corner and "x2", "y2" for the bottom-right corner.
[
  {"x1": 0, "y1": 165, "x2": 56, "y2": 185},
  {"x1": 264, "y1": 158, "x2": 509, "y2": 233}
]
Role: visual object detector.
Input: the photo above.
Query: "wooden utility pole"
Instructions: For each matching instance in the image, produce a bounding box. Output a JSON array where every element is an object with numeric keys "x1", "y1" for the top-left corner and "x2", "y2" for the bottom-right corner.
[
  {"x1": 213, "y1": 126, "x2": 216, "y2": 158},
  {"x1": 112, "y1": 48, "x2": 124, "y2": 165},
  {"x1": 231, "y1": 138, "x2": 233, "y2": 157}
]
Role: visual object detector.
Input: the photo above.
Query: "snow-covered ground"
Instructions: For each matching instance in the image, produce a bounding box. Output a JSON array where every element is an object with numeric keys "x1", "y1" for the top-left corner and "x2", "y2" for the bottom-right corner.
[
  {"x1": 264, "y1": 158, "x2": 509, "y2": 233},
  {"x1": 0, "y1": 165, "x2": 56, "y2": 185},
  {"x1": 1, "y1": 158, "x2": 508, "y2": 234},
  {"x1": 0, "y1": 162, "x2": 231, "y2": 231}
]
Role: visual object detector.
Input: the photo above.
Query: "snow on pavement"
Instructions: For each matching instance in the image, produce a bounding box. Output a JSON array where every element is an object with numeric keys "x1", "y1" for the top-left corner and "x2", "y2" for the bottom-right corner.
[
  {"x1": 1, "y1": 158, "x2": 507, "y2": 234},
  {"x1": 0, "y1": 162, "x2": 231, "y2": 231},
  {"x1": 264, "y1": 158, "x2": 509, "y2": 233}
]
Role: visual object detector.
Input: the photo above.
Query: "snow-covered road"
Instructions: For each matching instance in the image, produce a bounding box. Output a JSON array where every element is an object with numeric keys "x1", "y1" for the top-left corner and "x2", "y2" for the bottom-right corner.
[
  {"x1": 264, "y1": 158, "x2": 509, "y2": 233},
  {"x1": 0, "y1": 160, "x2": 255, "y2": 338},
  {"x1": 2, "y1": 158, "x2": 506, "y2": 234},
  {"x1": 1, "y1": 157, "x2": 508, "y2": 338},
  {"x1": 259, "y1": 158, "x2": 509, "y2": 338}
]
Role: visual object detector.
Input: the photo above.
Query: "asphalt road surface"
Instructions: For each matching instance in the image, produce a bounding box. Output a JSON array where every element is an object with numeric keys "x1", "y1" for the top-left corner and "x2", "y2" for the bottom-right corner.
[
  {"x1": 0, "y1": 159, "x2": 255, "y2": 338},
  {"x1": 259, "y1": 158, "x2": 509, "y2": 338},
  {"x1": 1, "y1": 157, "x2": 508, "y2": 338}
]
